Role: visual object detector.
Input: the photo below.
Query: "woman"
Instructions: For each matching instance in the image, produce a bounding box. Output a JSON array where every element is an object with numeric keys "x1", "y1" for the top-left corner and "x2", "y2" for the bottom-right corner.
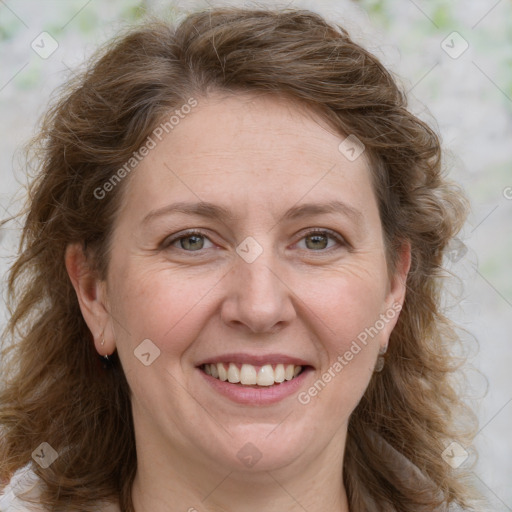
[{"x1": 0, "y1": 6, "x2": 483, "y2": 512}]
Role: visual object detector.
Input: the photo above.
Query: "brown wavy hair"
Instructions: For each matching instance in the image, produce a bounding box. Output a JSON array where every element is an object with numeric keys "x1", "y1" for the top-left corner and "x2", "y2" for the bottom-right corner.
[{"x1": 0, "y1": 6, "x2": 482, "y2": 512}]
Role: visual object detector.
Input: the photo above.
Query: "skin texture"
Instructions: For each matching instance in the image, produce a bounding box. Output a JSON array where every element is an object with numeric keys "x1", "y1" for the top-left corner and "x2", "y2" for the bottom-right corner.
[{"x1": 66, "y1": 92, "x2": 410, "y2": 512}]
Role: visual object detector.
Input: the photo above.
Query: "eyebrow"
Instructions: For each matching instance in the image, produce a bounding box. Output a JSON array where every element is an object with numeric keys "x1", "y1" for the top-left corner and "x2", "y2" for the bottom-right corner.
[{"x1": 142, "y1": 199, "x2": 363, "y2": 226}]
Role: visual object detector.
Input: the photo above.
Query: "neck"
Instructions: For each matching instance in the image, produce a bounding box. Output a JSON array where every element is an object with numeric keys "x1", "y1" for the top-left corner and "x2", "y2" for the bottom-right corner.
[{"x1": 130, "y1": 424, "x2": 350, "y2": 512}]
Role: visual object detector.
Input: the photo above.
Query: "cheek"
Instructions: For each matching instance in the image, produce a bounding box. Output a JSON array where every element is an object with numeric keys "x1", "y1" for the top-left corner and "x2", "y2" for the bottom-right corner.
[
  {"x1": 108, "y1": 262, "x2": 214, "y2": 363},
  {"x1": 298, "y1": 262, "x2": 389, "y2": 402},
  {"x1": 305, "y1": 261, "x2": 390, "y2": 344}
]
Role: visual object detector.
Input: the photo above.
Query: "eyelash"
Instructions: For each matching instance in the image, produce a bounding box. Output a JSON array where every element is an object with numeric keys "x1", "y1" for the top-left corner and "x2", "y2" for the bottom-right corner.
[{"x1": 161, "y1": 228, "x2": 347, "y2": 255}]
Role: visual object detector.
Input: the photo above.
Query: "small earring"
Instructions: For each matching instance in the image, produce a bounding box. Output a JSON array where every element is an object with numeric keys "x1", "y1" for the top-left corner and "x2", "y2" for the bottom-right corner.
[
  {"x1": 374, "y1": 344, "x2": 388, "y2": 373},
  {"x1": 101, "y1": 353, "x2": 111, "y2": 370}
]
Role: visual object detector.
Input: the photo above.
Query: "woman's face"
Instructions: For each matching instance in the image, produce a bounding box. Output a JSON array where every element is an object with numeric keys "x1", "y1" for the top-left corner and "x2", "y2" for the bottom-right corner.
[{"x1": 91, "y1": 93, "x2": 408, "y2": 475}]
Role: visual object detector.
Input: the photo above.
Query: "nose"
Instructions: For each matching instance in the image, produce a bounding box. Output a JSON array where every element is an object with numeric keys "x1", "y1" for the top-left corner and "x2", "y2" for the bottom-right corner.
[{"x1": 220, "y1": 245, "x2": 296, "y2": 335}]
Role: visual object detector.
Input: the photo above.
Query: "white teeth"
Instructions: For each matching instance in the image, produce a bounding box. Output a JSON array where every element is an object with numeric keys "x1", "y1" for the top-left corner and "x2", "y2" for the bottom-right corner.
[
  {"x1": 227, "y1": 363, "x2": 240, "y2": 383},
  {"x1": 257, "y1": 365, "x2": 275, "y2": 386},
  {"x1": 217, "y1": 363, "x2": 228, "y2": 381},
  {"x1": 240, "y1": 364, "x2": 257, "y2": 385},
  {"x1": 204, "y1": 362, "x2": 303, "y2": 386},
  {"x1": 274, "y1": 364, "x2": 285, "y2": 383}
]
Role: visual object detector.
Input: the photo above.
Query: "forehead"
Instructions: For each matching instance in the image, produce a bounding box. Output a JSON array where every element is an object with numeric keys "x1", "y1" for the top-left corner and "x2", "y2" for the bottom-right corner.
[
  {"x1": 119, "y1": 92, "x2": 375, "y2": 220},
  {"x1": 165, "y1": 92, "x2": 357, "y2": 166}
]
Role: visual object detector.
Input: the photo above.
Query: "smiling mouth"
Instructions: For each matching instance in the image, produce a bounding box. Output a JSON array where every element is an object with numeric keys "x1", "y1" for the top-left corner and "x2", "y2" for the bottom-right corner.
[{"x1": 200, "y1": 362, "x2": 306, "y2": 387}]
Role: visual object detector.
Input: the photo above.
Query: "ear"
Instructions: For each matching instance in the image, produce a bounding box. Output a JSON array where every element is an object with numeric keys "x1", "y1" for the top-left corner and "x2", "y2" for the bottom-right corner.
[
  {"x1": 65, "y1": 243, "x2": 115, "y2": 356},
  {"x1": 380, "y1": 239, "x2": 411, "y2": 344}
]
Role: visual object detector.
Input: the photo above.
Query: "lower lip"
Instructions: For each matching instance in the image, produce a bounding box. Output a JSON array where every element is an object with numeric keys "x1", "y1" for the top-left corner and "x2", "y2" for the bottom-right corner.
[{"x1": 198, "y1": 367, "x2": 314, "y2": 405}]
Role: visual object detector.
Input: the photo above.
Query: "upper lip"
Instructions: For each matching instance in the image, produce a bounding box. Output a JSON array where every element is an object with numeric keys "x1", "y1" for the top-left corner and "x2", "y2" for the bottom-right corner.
[{"x1": 196, "y1": 353, "x2": 313, "y2": 368}]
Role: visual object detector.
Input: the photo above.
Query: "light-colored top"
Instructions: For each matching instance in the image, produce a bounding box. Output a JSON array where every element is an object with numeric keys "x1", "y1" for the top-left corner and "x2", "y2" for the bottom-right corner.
[
  {"x1": 0, "y1": 465, "x2": 42, "y2": 512},
  {"x1": 0, "y1": 464, "x2": 120, "y2": 512}
]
